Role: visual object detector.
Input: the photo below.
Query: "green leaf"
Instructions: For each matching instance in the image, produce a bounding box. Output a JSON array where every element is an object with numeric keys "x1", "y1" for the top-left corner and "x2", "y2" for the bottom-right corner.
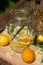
[
  {"x1": 38, "y1": 45, "x2": 43, "y2": 49},
  {"x1": 41, "y1": 59, "x2": 43, "y2": 63}
]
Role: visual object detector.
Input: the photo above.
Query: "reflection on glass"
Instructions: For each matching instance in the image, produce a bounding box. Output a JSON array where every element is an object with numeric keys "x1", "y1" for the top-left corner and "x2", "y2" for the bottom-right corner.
[
  {"x1": 31, "y1": 9, "x2": 42, "y2": 21},
  {"x1": 28, "y1": 21, "x2": 43, "y2": 35}
]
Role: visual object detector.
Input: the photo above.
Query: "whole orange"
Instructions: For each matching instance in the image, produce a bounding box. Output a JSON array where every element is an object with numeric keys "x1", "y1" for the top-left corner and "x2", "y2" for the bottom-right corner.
[{"x1": 21, "y1": 48, "x2": 35, "y2": 63}]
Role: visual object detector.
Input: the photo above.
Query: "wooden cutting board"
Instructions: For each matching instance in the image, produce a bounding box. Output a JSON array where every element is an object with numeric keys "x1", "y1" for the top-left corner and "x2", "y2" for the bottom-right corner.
[
  {"x1": 0, "y1": 58, "x2": 11, "y2": 65},
  {"x1": 0, "y1": 45, "x2": 43, "y2": 65}
]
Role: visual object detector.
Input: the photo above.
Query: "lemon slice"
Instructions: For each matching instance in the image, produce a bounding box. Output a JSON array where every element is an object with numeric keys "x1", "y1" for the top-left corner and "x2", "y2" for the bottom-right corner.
[
  {"x1": 20, "y1": 36, "x2": 32, "y2": 45},
  {"x1": 19, "y1": 26, "x2": 28, "y2": 39},
  {"x1": 10, "y1": 38, "x2": 27, "y2": 52},
  {"x1": 20, "y1": 41, "x2": 30, "y2": 45}
]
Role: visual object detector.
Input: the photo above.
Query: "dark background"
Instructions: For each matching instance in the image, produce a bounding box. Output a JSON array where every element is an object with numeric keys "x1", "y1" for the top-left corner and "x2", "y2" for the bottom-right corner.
[{"x1": 0, "y1": 0, "x2": 19, "y2": 14}]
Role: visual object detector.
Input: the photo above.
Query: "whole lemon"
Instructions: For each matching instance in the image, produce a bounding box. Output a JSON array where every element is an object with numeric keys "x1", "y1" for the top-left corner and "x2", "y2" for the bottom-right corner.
[
  {"x1": 0, "y1": 34, "x2": 10, "y2": 46},
  {"x1": 21, "y1": 48, "x2": 35, "y2": 63},
  {"x1": 37, "y1": 35, "x2": 43, "y2": 42}
]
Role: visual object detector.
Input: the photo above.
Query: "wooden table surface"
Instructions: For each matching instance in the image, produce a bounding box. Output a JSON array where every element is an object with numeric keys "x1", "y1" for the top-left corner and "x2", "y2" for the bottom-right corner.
[{"x1": 0, "y1": 58, "x2": 11, "y2": 65}]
